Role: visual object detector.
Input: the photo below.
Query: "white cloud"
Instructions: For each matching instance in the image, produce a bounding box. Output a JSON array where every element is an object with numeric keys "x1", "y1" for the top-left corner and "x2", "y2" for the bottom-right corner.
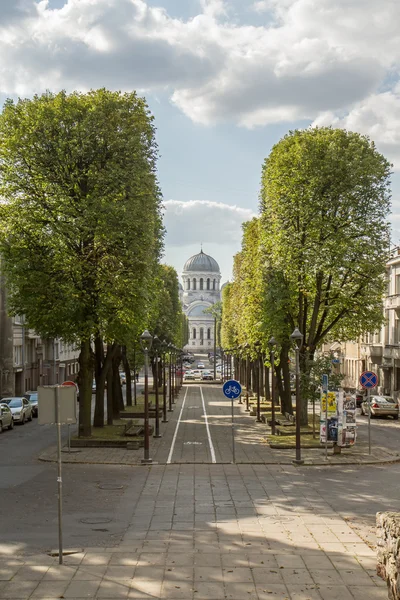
[
  {"x1": 163, "y1": 199, "x2": 256, "y2": 246},
  {"x1": 313, "y1": 85, "x2": 400, "y2": 169},
  {"x1": 0, "y1": 0, "x2": 399, "y2": 140}
]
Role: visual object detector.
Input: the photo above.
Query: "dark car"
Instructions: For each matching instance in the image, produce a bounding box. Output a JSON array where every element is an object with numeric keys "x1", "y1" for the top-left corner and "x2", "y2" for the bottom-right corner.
[
  {"x1": 355, "y1": 391, "x2": 366, "y2": 407},
  {"x1": 23, "y1": 391, "x2": 38, "y2": 417}
]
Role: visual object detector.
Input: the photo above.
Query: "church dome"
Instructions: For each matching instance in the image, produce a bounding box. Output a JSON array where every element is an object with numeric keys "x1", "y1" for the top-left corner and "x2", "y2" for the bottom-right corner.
[{"x1": 183, "y1": 250, "x2": 220, "y2": 273}]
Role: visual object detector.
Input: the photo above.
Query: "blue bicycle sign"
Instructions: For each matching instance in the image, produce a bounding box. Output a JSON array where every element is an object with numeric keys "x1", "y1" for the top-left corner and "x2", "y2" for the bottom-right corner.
[{"x1": 223, "y1": 380, "x2": 242, "y2": 399}]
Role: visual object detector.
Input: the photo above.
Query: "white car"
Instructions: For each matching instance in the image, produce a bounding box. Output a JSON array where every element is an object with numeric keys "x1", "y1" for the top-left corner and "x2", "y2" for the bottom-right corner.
[
  {"x1": 197, "y1": 362, "x2": 205, "y2": 369},
  {"x1": 191, "y1": 370, "x2": 202, "y2": 379},
  {"x1": 0, "y1": 404, "x2": 14, "y2": 432},
  {"x1": 1, "y1": 397, "x2": 33, "y2": 424}
]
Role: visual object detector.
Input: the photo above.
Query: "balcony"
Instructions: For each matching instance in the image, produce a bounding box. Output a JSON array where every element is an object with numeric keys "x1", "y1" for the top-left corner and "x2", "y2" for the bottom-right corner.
[
  {"x1": 361, "y1": 344, "x2": 383, "y2": 358},
  {"x1": 385, "y1": 295, "x2": 400, "y2": 310}
]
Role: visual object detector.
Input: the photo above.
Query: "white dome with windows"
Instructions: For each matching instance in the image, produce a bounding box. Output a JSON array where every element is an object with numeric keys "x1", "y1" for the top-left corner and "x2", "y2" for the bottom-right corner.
[{"x1": 180, "y1": 248, "x2": 221, "y2": 352}]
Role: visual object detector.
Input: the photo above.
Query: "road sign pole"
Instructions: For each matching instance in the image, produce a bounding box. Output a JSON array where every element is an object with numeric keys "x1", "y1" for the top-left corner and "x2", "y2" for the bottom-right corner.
[
  {"x1": 368, "y1": 388, "x2": 371, "y2": 455},
  {"x1": 55, "y1": 386, "x2": 63, "y2": 565},
  {"x1": 231, "y1": 396, "x2": 235, "y2": 464}
]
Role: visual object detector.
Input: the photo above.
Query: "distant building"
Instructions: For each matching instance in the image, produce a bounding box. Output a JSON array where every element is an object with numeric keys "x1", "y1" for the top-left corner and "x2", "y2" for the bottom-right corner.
[{"x1": 181, "y1": 249, "x2": 221, "y2": 352}]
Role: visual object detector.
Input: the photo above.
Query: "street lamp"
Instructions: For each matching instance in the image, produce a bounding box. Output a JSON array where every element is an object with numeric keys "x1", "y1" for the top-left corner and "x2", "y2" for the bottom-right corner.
[
  {"x1": 290, "y1": 327, "x2": 304, "y2": 465},
  {"x1": 161, "y1": 340, "x2": 168, "y2": 423},
  {"x1": 140, "y1": 329, "x2": 153, "y2": 464},
  {"x1": 152, "y1": 335, "x2": 161, "y2": 438},
  {"x1": 254, "y1": 342, "x2": 262, "y2": 423},
  {"x1": 268, "y1": 337, "x2": 277, "y2": 436}
]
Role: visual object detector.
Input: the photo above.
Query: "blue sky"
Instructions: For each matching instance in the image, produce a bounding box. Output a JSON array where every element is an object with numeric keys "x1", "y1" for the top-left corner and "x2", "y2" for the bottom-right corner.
[{"x1": 1, "y1": 0, "x2": 400, "y2": 282}]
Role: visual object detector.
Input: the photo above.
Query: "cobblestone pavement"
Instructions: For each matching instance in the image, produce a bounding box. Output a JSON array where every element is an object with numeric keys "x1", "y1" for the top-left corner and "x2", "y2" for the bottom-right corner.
[
  {"x1": 40, "y1": 384, "x2": 400, "y2": 466},
  {"x1": 0, "y1": 462, "x2": 388, "y2": 599}
]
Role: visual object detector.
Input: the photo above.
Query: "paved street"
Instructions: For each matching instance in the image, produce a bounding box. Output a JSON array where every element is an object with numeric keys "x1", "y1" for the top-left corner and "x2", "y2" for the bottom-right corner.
[{"x1": 0, "y1": 381, "x2": 398, "y2": 597}]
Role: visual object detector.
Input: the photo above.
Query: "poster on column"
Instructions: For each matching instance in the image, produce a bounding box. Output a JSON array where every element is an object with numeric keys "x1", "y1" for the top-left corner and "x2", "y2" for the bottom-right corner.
[
  {"x1": 337, "y1": 391, "x2": 357, "y2": 447},
  {"x1": 320, "y1": 391, "x2": 338, "y2": 443}
]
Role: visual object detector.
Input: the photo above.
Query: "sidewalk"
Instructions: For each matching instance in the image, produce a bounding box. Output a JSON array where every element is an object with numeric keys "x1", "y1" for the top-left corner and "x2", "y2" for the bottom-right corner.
[
  {"x1": 40, "y1": 385, "x2": 400, "y2": 467},
  {"x1": 0, "y1": 463, "x2": 386, "y2": 599}
]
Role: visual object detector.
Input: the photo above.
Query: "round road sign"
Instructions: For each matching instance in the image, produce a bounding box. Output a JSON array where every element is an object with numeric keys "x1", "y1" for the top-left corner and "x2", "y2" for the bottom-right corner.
[
  {"x1": 359, "y1": 371, "x2": 378, "y2": 389},
  {"x1": 223, "y1": 380, "x2": 242, "y2": 399}
]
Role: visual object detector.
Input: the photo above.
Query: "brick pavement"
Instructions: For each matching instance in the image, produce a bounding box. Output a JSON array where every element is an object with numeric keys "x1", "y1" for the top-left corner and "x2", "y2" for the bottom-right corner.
[{"x1": 0, "y1": 463, "x2": 387, "y2": 599}]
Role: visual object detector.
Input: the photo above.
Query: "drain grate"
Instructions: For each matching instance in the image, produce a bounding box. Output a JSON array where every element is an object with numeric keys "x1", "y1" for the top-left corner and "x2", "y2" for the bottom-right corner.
[
  {"x1": 80, "y1": 517, "x2": 112, "y2": 525},
  {"x1": 97, "y1": 483, "x2": 124, "y2": 490}
]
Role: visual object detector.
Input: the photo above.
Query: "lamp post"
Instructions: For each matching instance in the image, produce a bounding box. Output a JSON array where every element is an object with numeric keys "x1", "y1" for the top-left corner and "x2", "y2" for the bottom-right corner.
[
  {"x1": 140, "y1": 329, "x2": 153, "y2": 464},
  {"x1": 290, "y1": 327, "x2": 304, "y2": 465},
  {"x1": 168, "y1": 343, "x2": 173, "y2": 412},
  {"x1": 268, "y1": 337, "x2": 277, "y2": 436},
  {"x1": 152, "y1": 336, "x2": 161, "y2": 438},
  {"x1": 161, "y1": 340, "x2": 168, "y2": 423}
]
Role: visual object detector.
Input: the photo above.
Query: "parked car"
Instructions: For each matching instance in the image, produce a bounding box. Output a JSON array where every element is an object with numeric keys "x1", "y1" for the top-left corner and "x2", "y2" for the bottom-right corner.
[
  {"x1": 0, "y1": 404, "x2": 14, "y2": 432},
  {"x1": 119, "y1": 372, "x2": 126, "y2": 385},
  {"x1": 184, "y1": 371, "x2": 196, "y2": 381},
  {"x1": 192, "y1": 369, "x2": 203, "y2": 379},
  {"x1": 201, "y1": 370, "x2": 213, "y2": 380},
  {"x1": 197, "y1": 362, "x2": 205, "y2": 369},
  {"x1": 361, "y1": 396, "x2": 399, "y2": 419},
  {"x1": 23, "y1": 391, "x2": 38, "y2": 417},
  {"x1": 1, "y1": 397, "x2": 33, "y2": 424},
  {"x1": 355, "y1": 391, "x2": 366, "y2": 407}
]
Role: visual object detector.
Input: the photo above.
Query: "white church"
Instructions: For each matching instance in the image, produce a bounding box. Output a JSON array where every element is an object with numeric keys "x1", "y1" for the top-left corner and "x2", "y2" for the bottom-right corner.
[{"x1": 179, "y1": 249, "x2": 223, "y2": 353}]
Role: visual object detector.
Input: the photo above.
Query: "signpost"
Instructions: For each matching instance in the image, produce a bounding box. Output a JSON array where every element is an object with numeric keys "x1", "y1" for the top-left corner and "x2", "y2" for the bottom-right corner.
[
  {"x1": 359, "y1": 370, "x2": 378, "y2": 455},
  {"x1": 222, "y1": 379, "x2": 242, "y2": 464},
  {"x1": 61, "y1": 382, "x2": 78, "y2": 452},
  {"x1": 38, "y1": 385, "x2": 77, "y2": 564},
  {"x1": 322, "y1": 374, "x2": 329, "y2": 459}
]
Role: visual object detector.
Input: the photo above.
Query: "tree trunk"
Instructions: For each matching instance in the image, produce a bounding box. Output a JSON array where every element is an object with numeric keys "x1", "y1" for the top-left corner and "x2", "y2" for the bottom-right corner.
[
  {"x1": 93, "y1": 335, "x2": 104, "y2": 428},
  {"x1": 281, "y1": 346, "x2": 294, "y2": 416},
  {"x1": 121, "y1": 347, "x2": 132, "y2": 407},
  {"x1": 264, "y1": 365, "x2": 270, "y2": 400},
  {"x1": 112, "y1": 347, "x2": 123, "y2": 417},
  {"x1": 78, "y1": 338, "x2": 92, "y2": 437},
  {"x1": 94, "y1": 338, "x2": 117, "y2": 427},
  {"x1": 107, "y1": 344, "x2": 113, "y2": 425}
]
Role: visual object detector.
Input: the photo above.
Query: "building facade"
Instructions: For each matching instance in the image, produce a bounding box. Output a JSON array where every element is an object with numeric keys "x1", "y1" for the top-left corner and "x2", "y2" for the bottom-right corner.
[{"x1": 181, "y1": 249, "x2": 221, "y2": 353}]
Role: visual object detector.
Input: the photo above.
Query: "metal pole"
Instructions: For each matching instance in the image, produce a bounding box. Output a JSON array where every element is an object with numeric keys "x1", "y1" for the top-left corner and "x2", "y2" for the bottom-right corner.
[
  {"x1": 142, "y1": 349, "x2": 152, "y2": 464},
  {"x1": 168, "y1": 352, "x2": 173, "y2": 412},
  {"x1": 231, "y1": 396, "x2": 235, "y2": 464},
  {"x1": 325, "y1": 384, "x2": 328, "y2": 460},
  {"x1": 214, "y1": 317, "x2": 217, "y2": 380},
  {"x1": 245, "y1": 391, "x2": 250, "y2": 412},
  {"x1": 256, "y1": 355, "x2": 261, "y2": 422},
  {"x1": 271, "y1": 349, "x2": 276, "y2": 435},
  {"x1": 154, "y1": 351, "x2": 161, "y2": 438},
  {"x1": 55, "y1": 386, "x2": 63, "y2": 564},
  {"x1": 162, "y1": 352, "x2": 168, "y2": 423},
  {"x1": 368, "y1": 388, "x2": 371, "y2": 455},
  {"x1": 294, "y1": 347, "x2": 303, "y2": 464}
]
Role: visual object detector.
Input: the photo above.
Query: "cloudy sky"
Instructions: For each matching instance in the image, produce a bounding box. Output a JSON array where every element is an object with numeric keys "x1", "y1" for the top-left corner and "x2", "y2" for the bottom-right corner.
[{"x1": 1, "y1": 0, "x2": 400, "y2": 282}]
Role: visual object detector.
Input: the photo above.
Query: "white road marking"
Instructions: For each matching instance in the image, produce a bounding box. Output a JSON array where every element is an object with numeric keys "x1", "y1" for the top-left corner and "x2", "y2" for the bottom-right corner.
[
  {"x1": 200, "y1": 386, "x2": 216, "y2": 463},
  {"x1": 167, "y1": 386, "x2": 189, "y2": 464}
]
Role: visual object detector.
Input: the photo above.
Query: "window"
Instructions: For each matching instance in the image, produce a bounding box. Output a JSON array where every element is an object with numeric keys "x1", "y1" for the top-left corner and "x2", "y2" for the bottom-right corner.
[
  {"x1": 200, "y1": 328, "x2": 204, "y2": 345},
  {"x1": 213, "y1": 279, "x2": 216, "y2": 290},
  {"x1": 200, "y1": 278, "x2": 203, "y2": 290},
  {"x1": 13, "y1": 346, "x2": 22, "y2": 366},
  {"x1": 193, "y1": 278, "x2": 197, "y2": 290},
  {"x1": 396, "y1": 274, "x2": 400, "y2": 295},
  {"x1": 207, "y1": 328, "x2": 211, "y2": 340},
  {"x1": 187, "y1": 279, "x2": 190, "y2": 290},
  {"x1": 207, "y1": 278, "x2": 210, "y2": 290},
  {"x1": 193, "y1": 328, "x2": 196, "y2": 339}
]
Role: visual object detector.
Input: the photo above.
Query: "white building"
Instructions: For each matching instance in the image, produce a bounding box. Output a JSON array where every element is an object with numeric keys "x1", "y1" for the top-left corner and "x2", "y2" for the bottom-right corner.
[{"x1": 181, "y1": 249, "x2": 221, "y2": 353}]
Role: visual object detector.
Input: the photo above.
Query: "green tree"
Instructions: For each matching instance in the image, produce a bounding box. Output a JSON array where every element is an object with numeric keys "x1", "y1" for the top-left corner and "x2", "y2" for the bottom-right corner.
[
  {"x1": 260, "y1": 127, "x2": 391, "y2": 423},
  {"x1": 0, "y1": 89, "x2": 163, "y2": 436}
]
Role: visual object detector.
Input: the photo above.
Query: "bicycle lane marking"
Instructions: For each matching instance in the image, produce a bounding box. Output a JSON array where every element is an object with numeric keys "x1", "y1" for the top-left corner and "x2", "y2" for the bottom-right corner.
[
  {"x1": 200, "y1": 386, "x2": 216, "y2": 463},
  {"x1": 166, "y1": 386, "x2": 189, "y2": 464}
]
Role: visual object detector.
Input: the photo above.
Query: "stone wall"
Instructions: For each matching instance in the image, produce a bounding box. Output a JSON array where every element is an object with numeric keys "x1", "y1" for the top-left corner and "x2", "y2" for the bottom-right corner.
[{"x1": 377, "y1": 511, "x2": 400, "y2": 599}]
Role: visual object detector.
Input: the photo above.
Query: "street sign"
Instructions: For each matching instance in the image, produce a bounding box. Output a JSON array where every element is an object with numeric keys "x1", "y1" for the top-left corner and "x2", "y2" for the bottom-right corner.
[
  {"x1": 61, "y1": 380, "x2": 78, "y2": 392},
  {"x1": 359, "y1": 371, "x2": 378, "y2": 389},
  {"x1": 38, "y1": 386, "x2": 77, "y2": 425},
  {"x1": 322, "y1": 374, "x2": 329, "y2": 393},
  {"x1": 223, "y1": 380, "x2": 242, "y2": 399}
]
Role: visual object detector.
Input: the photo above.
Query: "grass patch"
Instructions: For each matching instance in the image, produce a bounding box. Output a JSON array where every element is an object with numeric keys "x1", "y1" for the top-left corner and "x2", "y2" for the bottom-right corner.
[
  {"x1": 73, "y1": 420, "x2": 138, "y2": 441},
  {"x1": 266, "y1": 434, "x2": 326, "y2": 449}
]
